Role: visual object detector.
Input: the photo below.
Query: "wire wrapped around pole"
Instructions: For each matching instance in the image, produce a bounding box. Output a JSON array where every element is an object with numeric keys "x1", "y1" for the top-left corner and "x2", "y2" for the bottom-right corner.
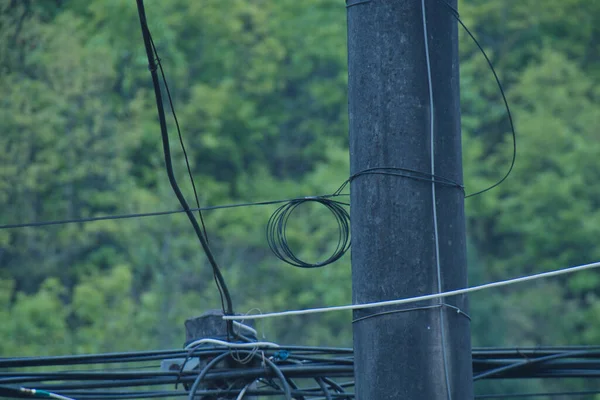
[{"x1": 266, "y1": 198, "x2": 350, "y2": 268}]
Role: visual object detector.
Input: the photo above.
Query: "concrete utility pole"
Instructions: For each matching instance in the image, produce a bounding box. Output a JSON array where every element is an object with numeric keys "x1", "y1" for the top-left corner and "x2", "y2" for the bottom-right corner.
[{"x1": 347, "y1": 0, "x2": 473, "y2": 399}]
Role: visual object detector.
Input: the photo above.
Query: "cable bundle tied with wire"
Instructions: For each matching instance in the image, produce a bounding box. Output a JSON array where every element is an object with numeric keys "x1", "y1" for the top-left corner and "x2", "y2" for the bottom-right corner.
[{"x1": 266, "y1": 197, "x2": 350, "y2": 268}]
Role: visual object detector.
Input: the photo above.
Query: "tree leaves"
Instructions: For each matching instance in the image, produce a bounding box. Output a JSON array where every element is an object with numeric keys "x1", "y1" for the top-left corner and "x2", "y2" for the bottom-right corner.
[{"x1": 1, "y1": 1, "x2": 599, "y2": 372}]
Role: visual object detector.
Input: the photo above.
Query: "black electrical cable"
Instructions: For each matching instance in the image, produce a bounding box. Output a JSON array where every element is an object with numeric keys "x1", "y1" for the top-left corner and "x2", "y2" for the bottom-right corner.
[
  {"x1": 0, "y1": 346, "x2": 353, "y2": 369},
  {"x1": 281, "y1": 377, "x2": 304, "y2": 400},
  {"x1": 0, "y1": 196, "x2": 351, "y2": 231},
  {"x1": 473, "y1": 350, "x2": 590, "y2": 380},
  {"x1": 258, "y1": 356, "x2": 292, "y2": 400},
  {"x1": 186, "y1": 352, "x2": 291, "y2": 400},
  {"x1": 266, "y1": 198, "x2": 350, "y2": 268},
  {"x1": 147, "y1": 33, "x2": 209, "y2": 244},
  {"x1": 315, "y1": 378, "x2": 332, "y2": 400},
  {"x1": 438, "y1": 0, "x2": 517, "y2": 198},
  {"x1": 321, "y1": 377, "x2": 346, "y2": 394},
  {"x1": 472, "y1": 346, "x2": 600, "y2": 357},
  {"x1": 0, "y1": 386, "x2": 30, "y2": 399},
  {"x1": 51, "y1": 389, "x2": 353, "y2": 399},
  {"x1": 9, "y1": 346, "x2": 600, "y2": 400},
  {"x1": 186, "y1": 352, "x2": 230, "y2": 400},
  {"x1": 321, "y1": 378, "x2": 354, "y2": 400},
  {"x1": 3, "y1": 367, "x2": 354, "y2": 391},
  {"x1": 134, "y1": 0, "x2": 232, "y2": 321},
  {"x1": 51, "y1": 391, "x2": 187, "y2": 399},
  {"x1": 16, "y1": 345, "x2": 600, "y2": 373},
  {"x1": 475, "y1": 389, "x2": 600, "y2": 399},
  {"x1": 50, "y1": 389, "x2": 339, "y2": 399}
]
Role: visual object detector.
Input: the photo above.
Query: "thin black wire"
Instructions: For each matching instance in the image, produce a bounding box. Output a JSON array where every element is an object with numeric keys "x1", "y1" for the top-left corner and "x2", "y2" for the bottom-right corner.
[
  {"x1": 39, "y1": 389, "x2": 352, "y2": 399},
  {"x1": 475, "y1": 389, "x2": 600, "y2": 399},
  {"x1": 134, "y1": 0, "x2": 231, "y2": 321},
  {"x1": 473, "y1": 350, "x2": 589, "y2": 380},
  {"x1": 438, "y1": 0, "x2": 517, "y2": 198},
  {"x1": 49, "y1": 389, "x2": 353, "y2": 400},
  {"x1": 145, "y1": 10, "x2": 225, "y2": 317},
  {"x1": 147, "y1": 33, "x2": 209, "y2": 244},
  {"x1": 0, "y1": 196, "x2": 349, "y2": 230},
  {"x1": 0, "y1": 345, "x2": 353, "y2": 369}
]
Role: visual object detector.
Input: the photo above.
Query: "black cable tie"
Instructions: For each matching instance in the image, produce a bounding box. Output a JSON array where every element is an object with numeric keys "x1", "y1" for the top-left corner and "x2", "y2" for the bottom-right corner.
[
  {"x1": 346, "y1": 167, "x2": 465, "y2": 192},
  {"x1": 352, "y1": 303, "x2": 471, "y2": 324}
]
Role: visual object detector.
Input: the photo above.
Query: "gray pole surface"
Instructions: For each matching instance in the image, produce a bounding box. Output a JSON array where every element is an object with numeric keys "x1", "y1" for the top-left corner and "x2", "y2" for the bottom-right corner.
[{"x1": 347, "y1": 0, "x2": 473, "y2": 399}]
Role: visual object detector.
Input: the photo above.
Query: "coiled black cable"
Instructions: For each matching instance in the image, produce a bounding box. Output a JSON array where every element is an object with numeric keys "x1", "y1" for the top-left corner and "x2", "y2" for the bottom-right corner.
[{"x1": 266, "y1": 197, "x2": 350, "y2": 268}]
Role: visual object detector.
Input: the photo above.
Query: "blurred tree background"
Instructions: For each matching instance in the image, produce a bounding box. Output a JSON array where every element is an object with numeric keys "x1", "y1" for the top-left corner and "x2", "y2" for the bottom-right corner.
[{"x1": 1, "y1": 0, "x2": 599, "y2": 397}]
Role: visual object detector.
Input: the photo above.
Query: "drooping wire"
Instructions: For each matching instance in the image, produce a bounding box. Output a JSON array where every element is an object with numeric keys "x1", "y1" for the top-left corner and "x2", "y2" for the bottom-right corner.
[
  {"x1": 438, "y1": 0, "x2": 517, "y2": 198},
  {"x1": 134, "y1": 0, "x2": 232, "y2": 320},
  {"x1": 146, "y1": 33, "x2": 209, "y2": 243}
]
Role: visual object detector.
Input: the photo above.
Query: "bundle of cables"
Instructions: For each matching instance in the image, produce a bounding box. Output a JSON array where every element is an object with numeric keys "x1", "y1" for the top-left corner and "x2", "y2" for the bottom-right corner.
[{"x1": 5, "y1": 346, "x2": 600, "y2": 399}]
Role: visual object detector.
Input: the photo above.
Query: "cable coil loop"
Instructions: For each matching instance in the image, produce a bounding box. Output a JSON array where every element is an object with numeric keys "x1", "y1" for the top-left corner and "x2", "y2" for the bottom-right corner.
[{"x1": 266, "y1": 198, "x2": 350, "y2": 268}]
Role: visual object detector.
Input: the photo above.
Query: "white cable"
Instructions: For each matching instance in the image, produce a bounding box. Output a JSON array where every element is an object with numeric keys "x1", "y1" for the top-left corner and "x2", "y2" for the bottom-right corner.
[
  {"x1": 233, "y1": 320, "x2": 258, "y2": 337},
  {"x1": 421, "y1": 0, "x2": 452, "y2": 398},
  {"x1": 223, "y1": 260, "x2": 600, "y2": 321},
  {"x1": 184, "y1": 338, "x2": 279, "y2": 350}
]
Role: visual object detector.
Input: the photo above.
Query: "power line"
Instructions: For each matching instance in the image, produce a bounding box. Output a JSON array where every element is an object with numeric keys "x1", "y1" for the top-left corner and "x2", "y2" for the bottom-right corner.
[
  {"x1": 474, "y1": 349, "x2": 591, "y2": 380},
  {"x1": 437, "y1": 0, "x2": 517, "y2": 198},
  {"x1": 223, "y1": 260, "x2": 600, "y2": 321},
  {"x1": 0, "y1": 195, "x2": 347, "y2": 230},
  {"x1": 135, "y1": 0, "x2": 232, "y2": 319},
  {"x1": 475, "y1": 389, "x2": 600, "y2": 399},
  {"x1": 147, "y1": 33, "x2": 209, "y2": 243}
]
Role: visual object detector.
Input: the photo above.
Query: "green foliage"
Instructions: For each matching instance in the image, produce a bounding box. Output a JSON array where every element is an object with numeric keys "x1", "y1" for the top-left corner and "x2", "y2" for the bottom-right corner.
[{"x1": 460, "y1": 3, "x2": 600, "y2": 394}]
